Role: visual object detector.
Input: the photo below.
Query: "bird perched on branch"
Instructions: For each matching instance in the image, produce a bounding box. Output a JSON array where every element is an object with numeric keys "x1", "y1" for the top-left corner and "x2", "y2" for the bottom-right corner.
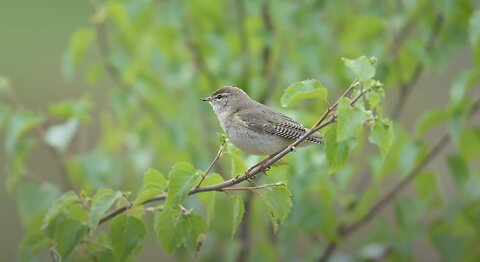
[{"x1": 201, "y1": 86, "x2": 323, "y2": 155}]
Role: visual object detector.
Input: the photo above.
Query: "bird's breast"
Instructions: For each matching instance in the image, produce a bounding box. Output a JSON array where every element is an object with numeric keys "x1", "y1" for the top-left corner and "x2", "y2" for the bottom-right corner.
[{"x1": 225, "y1": 125, "x2": 291, "y2": 155}]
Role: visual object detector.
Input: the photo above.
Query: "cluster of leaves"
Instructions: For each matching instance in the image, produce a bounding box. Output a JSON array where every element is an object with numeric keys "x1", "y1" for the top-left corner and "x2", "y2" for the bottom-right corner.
[
  {"x1": 7, "y1": 54, "x2": 388, "y2": 261},
  {"x1": 1, "y1": 0, "x2": 480, "y2": 261}
]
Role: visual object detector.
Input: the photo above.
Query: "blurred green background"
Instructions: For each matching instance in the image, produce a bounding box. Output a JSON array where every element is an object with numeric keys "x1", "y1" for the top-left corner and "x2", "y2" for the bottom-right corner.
[
  {"x1": 0, "y1": 1, "x2": 91, "y2": 261},
  {"x1": 1, "y1": 0, "x2": 479, "y2": 261}
]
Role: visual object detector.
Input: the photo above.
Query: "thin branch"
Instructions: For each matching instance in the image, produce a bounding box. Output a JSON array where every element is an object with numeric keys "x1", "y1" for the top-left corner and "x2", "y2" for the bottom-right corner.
[
  {"x1": 319, "y1": 97, "x2": 480, "y2": 261},
  {"x1": 50, "y1": 248, "x2": 60, "y2": 262},
  {"x1": 221, "y1": 183, "x2": 281, "y2": 191},
  {"x1": 258, "y1": 0, "x2": 277, "y2": 104},
  {"x1": 235, "y1": 0, "x2": 250, "y2": 86},
  {"x1": 237, "y1": 191, "x2": 253, "y2": 262},
  {"x1": 6, "y1": 90, "x2": 73, "y2": 190},
  {"x1": 94, "y1": 16, "x2": 125, "y2": 89},
  {"x1": 99, "y1": 81, "x2": 364, "y2": 225},
  {"x1": 342, "y1": 133, "x2": 450, "y2": 235},
  {"x1": 391, "y1": 13, "x2": 444, "y2": 119},
  {"x1": 195, "y1": 143, "x2": 225, "y2": 188},
  {"x1": 182, "y1": 17, "x2": 217, "y2": 87},
  {"x1": 318, "y1": 242, "x2": 337, "y2": 262},
  {"x1": 387, "y1": 1, "x2": 430, "y2": 57},
  {"x1": 93, "y1": 13, "x2": 170, "y2": 129},
  {"x1": 313, "y1": 80, "x2": 359, "y2": 127},
  {"x1": 42, "y1": 139, "x2": 74, "y2": 190}
]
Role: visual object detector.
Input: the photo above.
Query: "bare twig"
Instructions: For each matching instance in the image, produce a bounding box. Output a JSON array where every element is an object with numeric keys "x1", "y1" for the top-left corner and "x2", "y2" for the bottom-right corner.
[
  {"x1": 99, "y1": 81, "x2": 364, "y2": 225},
  {"x1": 195, "y1": 143, "x2": 225, "y2": 188}
]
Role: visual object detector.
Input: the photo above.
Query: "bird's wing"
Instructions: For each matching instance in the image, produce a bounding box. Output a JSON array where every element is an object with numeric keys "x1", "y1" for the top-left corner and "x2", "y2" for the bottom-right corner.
[{"x1": 236, "y1": 105, "x2": 323, "y2": 144}]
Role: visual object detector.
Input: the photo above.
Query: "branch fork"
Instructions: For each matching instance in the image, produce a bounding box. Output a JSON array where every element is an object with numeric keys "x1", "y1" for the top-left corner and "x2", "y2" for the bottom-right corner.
[{"x1": 99, "y1": 80, "x2": 363, "y2": 225}]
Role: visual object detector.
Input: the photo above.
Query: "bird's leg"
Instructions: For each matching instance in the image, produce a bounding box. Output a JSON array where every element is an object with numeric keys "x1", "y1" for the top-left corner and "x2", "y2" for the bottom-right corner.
[
  {"x1": 246, "y1": 154, "x2": 274, "y2": 174},
  {"x1": 261, "y1": 166, "x2": 271, "y2": 176}
]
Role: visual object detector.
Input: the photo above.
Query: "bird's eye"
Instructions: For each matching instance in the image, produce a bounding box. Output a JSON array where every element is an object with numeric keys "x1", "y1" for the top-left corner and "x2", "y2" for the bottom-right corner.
[{"x1": 215, "y1": 94, "x2": 223, "y2": 99}]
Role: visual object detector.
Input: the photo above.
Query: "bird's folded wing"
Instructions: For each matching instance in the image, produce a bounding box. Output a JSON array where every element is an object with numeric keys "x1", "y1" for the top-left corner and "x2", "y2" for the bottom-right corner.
[{"x1": 236, "y1": 107, "x2": 323, "y2": 144}]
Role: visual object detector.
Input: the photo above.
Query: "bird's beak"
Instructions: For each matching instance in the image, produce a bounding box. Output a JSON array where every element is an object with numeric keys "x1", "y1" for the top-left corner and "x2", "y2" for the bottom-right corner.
[{"x1": 200, "y1": 96, "x2": 212, "y2": 102}]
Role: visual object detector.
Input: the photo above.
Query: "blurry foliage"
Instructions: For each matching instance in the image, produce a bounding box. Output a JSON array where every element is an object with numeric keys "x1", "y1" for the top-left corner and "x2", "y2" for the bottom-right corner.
[{"x1": 1, "y1": 0, "x2": 480, "y2": 261}]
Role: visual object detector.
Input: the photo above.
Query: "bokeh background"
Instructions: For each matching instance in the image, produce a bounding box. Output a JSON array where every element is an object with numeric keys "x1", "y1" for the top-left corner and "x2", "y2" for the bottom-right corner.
[{"x1": 1, "y1": 0, "x2": 479, "y2": 261}]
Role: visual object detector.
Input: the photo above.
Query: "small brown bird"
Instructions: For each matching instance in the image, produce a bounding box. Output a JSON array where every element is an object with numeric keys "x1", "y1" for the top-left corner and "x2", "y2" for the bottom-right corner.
[{"x1": 201, "y1": 86, "x2": 323, "y2": 155}]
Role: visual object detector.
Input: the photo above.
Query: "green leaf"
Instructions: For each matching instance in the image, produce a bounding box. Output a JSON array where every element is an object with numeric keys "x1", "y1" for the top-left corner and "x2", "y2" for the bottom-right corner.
[
  {"x1": 448, "y1": 106, "x2": 467, "y2": 146},
  {"x1": 165, "y1": 162, "x2": 199, "y2": 207},
  {"x1": 231, "y1": 195, "x2": 245, "y2": 238},
  {"x1": 317, "y1": 174, "x2": 339, "y2": 240},
  {"x1": 183, "y1": 214, "x2": 207, "y2": 255},
  {"x1": 469, "y1": 10, "x2": 480, "y2": 45},
  {"x1": 20, "y1": 232, "x2": 54, "y2": 261},
  {"x1": 70, "y1": 28, "x2": 94, "y2": 66},
  {"x1": 413, "y1": 171, "x2": 438, "y2": 201},
  {"x1": 62, "y1": 28, "x2": 95, "y2": 79},
  {"x1": 336, "y1": 98, "x2": 367, "y2": 142},
  {"x1": 449, "y1": 69, "x2": 480, "y2": 105},
  {"x1": 325, "y1": 126, "x2": 355, "y2": 174},
  {"x1": 447, "y1": 154, "x2": 470, "y2": 189},
  {"x1": 53, "y1": 218, "x2": 88, "y2": 259},
  {"x1": 398, "y1": 141, "x2": 420, "y2": 176},
  {"x1": 414, "y1": 109, "x2": 449, "y2": 137},
  {"x1": 133, "y1": 168, "x2": 167, "y2": 207},
  {"x1": 198, "y1": 173, "x2": 224, "y2": 225},
  {"x1": 225, "y1": 152, "x2": 247, "y2": 178},
  {"x1": 154, "y1": 208, "x2": 191, "y2": 254},
  {"x1": 262, "y1": 185, "x2": 292, "y2": 233},
  {"x1": 365, "y1": 87, "x2": 384, "y2": 109},
  {"x1": 198, "y1": 173, "x2": 224, "y2": 205},
  {"x1": 6, "y1": 139, "x2": 35, "y2": 193},
  {"x1": 459, "y1": 128, "x2": 480, "y2": 161},
  {"x1": 431, "y1": 233, "x2": 466, "y2": 262},
  {"x1": 134, "y1": 185, "x2": 164, "y2": 208},
  {"x1": 4, "y1": 111, "x2": 43, "y2": 154},
  {"x1": 18, "y1": 182, "x2": 60, "y2": 230},
  {"x1": 87, "y1": 63, "x2": 104, "y2": 85},
  {"x1": 68, "y1": 203, "x2": 89, "y2": 222},
  {"x1": 342, "y1": 56, "x2": 376, "y2": 81},
  {"x1": 0, "y1": 75, "x2": 11, "y2": 95},
  {"x1": 394, "y1": 198, "x2": 422, "y2": 229},
  {"x1": 41, "y1": 191, "x2": 78, "y2": 229},
  {"x1": 44, "y1": 118, "x2": 79, "y2": 153},
  {"x1": 368, "y1": 118, "x2": 394, "y2": 158},
  {"x1": 89, "y1": 189, "x2": 123, "y2": 232},
  {"x1": 280, "y1": 79, "x2": 328, "y2": 108},
  {"x1": 109, "y1": 215, "x2": 146, "y2": 261},
  {"x1": 48, "y1": 96, "x2": 93, "y2": 122},
  {"x1": 143, "y1": 168, "x2": 168, "y2": 187},
  {"x1": 347, "y1": 187, "x2": 379, "y2": 221}
]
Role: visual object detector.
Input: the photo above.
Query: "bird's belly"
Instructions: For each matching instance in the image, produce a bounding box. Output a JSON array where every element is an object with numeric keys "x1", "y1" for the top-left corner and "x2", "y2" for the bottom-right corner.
[{"x1": 226, "y1": 127, "x2": 291, "y2": 155}]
